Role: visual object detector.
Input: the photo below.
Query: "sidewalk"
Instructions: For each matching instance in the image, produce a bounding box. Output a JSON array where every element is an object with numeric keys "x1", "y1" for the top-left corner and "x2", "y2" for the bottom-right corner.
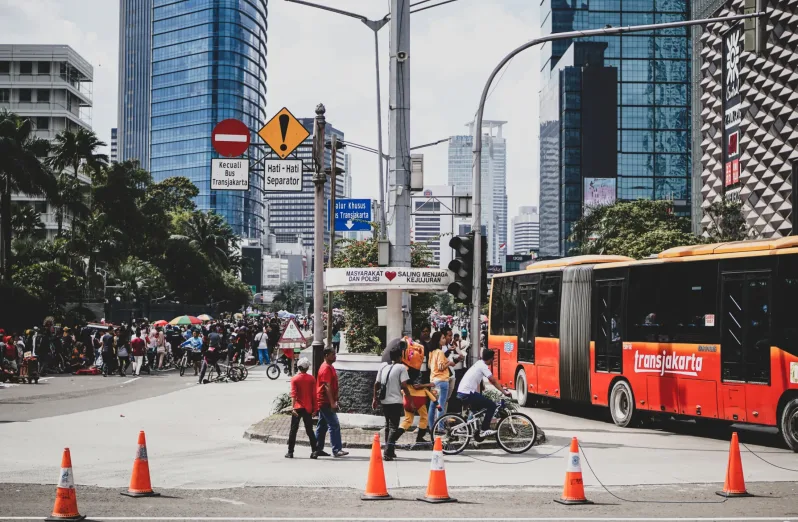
[{"x1": 244, "y1": 413, "x2": 546, "y2": 450}]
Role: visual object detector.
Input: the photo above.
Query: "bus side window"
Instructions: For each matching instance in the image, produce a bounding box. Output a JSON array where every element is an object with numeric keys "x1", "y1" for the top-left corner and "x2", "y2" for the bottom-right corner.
[
  {"x1": 776, "y1": 255, "x2": 798, "y2": 357},
  {"x1": 502, "y1": 280, "x2": 518, "y2": 336},
  {"x1": 490, "y1": 278, "x2": 504, "y2": 335},
  {"x1": 537, "y1": 275, "x2": 561, "y2": 338},
  {"x1": 628, "y1": 266, "x2": 663, "y2": 342}
]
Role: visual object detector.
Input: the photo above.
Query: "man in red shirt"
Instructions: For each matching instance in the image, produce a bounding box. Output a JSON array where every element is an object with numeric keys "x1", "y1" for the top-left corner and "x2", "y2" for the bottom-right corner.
[
  {"x1": 130, "y1": 335, "x2": 146, "y2": 376},
  {"x1": 286, "y1": 357, "x2": 318, "y2": 459},
  {"x1": 315, "y1": 347, "x2": 348, "y2": 457}
]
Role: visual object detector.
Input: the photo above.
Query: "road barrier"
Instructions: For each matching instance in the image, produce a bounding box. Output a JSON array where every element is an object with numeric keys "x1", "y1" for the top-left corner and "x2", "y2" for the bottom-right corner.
[
  {"x1": 361, "y1": 433, "x2": 391, "y2": 500},
  {"x1": 717, "y1": 432, "x2": 752, "y2": 498},
  {"x1": 121, "y1": 430, "x2": 160, "y2": 498},
  {"x1": 417, "y1": 437, "x2": 456, "y2": 504},
  {"x1": 45, "y1": 448, "x2": 85, "y2": 522},
  {"x1": 554, "y1": 437, "x2": 592, "y2": 506}
]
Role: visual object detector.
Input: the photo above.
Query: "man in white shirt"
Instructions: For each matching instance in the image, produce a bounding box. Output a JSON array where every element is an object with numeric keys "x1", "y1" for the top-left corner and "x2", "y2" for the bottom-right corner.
[{"x1": 456, "y1": 349, "x2": 511, "y2": 438}]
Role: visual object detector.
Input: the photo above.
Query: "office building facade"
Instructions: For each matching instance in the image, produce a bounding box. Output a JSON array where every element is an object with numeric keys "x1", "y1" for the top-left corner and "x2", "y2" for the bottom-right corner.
[
  {"x1": 539, "y1": 42, "x2": 618, "y2": 257},
  {"x1": 110, "y1": 127, "x2": 118, "y2": 162},
  {"x1": 118, "y1": 0, "x2": 268, "y2": 239},
  {"x1": 512, "y1": 205, "x2": 541, "y2": 255},
  {"x1": 411, "y1": 185, "x2": 459, "y2": 269},
  {"x1": 264, "y1": 118, "x2": 346, "y2": 250},
  {"x1": 447, "y1": 121, "x2": 508, "y2": 265},
  {"x1": 693, "y1": 0, "x2": 796, "y2": 237},
  {"x1": 0, "y1": 44, "x2": 94, "y2": 238},
  {"x1": 540, "y1": 0, "x2": 692, "y2": 223}
]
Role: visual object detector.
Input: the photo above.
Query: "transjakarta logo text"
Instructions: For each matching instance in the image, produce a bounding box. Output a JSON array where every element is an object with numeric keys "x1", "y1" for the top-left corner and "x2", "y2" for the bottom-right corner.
[{"x1": 633, "y1": 350, "x2": 703, "y2": 377}]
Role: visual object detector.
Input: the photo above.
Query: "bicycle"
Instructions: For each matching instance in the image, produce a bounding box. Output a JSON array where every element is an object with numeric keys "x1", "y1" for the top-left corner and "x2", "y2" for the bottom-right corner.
[
  {"x1": 431, "y1": 397, "x2": 538, "y2": 455},
  {"x1": 176, "y1": 350, "x2": 190, "y2": 376},
  {"x1": 265, "y1": 353, "x2": 293, "y2": 380}
]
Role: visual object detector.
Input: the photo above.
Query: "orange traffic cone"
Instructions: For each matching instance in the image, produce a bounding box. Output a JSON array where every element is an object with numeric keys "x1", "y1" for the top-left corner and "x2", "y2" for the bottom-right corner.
[
  {"x1": 121, "y1": 431, "x2": 160, "y2": 498},
  {"x1": 417, "y1": 437, "x2": 456, "y2": 503},
  {"x1": 362, "y1": 433, "x2": 392, "y2": 500},
  {"x1": 45, "y1": 448, "x2": 85, "y2": 521},
  {"x1": 554, "y1": 437, "x2": 592, "y2": 505},
  {"x1": 717, "y1": 432, "x2": 752, "y2": 497}
]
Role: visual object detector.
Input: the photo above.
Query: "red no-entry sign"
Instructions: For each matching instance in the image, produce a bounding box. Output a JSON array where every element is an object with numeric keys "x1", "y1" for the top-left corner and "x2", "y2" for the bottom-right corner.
[{"x1": 212, "y1": 119, "x2": 251, "y2": 157}]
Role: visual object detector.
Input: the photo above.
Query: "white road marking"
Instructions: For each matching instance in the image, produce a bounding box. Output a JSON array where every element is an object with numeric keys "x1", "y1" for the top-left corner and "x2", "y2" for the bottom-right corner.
[
  {"x1": 214, "y1": 133, "x2": 248, "y2": 142},
  {"x1": 38, "y1": 377, "x2": 53, "y2": 382},
  {"x1": 4, "y1": 518, "x2": 798, "y2": 521},
  {"x1": 208, "y1": 497, "x2": 246, "y2": 506},
  {"x1": 0, "y1": 383, "x2": 19, "y2": 388},
  {"x1": 120, "y1": 377, "x2": 141, "y2": 385}
]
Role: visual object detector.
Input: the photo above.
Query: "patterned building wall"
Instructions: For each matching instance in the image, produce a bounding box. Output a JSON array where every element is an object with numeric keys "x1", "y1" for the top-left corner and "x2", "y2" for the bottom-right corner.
[{"x1": 697, "y1": 0, "x2": 798, "y2": 237}]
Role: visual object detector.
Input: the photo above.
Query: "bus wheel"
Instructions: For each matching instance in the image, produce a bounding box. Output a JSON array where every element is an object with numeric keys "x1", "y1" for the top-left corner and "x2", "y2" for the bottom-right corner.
[
  {"x1": 609, "y1": 380, "x2": 635, "y2": 428},
  {"x1": 780, "y1": 398, "x2": 798, "y2": 452},
  {"x1": 516, "y1": 370, "x2": 531, "y2": 407}
]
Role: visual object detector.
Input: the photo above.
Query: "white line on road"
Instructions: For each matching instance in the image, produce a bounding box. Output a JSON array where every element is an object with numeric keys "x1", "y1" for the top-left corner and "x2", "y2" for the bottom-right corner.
[
  {"x1": 208, "y1": 497, "x2": 247, "y2": 506},
  {"x1": 3, "y1": 516, "x2": 798, "y2": 522},
  {"x1": 38, "y1": 377, "x2": 53, "y2": 382},
  {"x1": 120, "y1": 377, "x2": 141, "y2": 385},
  {"x1": 4, "y1": 518, "x2": 798, "y2": 521}
]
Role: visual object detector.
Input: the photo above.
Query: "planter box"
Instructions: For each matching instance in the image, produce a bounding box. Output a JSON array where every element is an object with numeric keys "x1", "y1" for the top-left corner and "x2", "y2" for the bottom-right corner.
[{"x1": 334, "y1": 353, "x2": 383, "y2": 415}]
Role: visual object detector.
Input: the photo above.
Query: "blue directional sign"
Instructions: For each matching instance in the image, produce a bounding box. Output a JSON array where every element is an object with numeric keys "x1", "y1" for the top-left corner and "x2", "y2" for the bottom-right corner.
[{"x1": 327, "y1": 198, "x2": 372, "y2": 232}]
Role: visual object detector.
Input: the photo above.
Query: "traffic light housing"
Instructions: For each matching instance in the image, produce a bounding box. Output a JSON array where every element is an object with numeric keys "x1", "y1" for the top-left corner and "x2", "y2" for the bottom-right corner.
[
  {"x1": 448, "y1": 233, "x2": 474, "y2": 303},
  {"x1": 480, "y1": 235, "x2": 488, "y2": 305}
]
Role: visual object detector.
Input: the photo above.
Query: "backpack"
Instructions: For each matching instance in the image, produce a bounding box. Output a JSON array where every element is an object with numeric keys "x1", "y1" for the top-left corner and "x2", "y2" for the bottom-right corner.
[{"x1": 401, "y1": 337, "x2": 424, "y2": 370}]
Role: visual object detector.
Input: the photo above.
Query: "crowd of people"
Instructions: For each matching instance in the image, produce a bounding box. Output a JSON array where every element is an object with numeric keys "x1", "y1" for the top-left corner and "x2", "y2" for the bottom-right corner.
[{"x1": 0, "y1": 313, "x2": 295, "y2": 385}]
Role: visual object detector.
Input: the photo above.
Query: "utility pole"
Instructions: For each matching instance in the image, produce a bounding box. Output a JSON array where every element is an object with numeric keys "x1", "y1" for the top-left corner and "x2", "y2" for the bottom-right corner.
[
  {"x1": 386, "y1": 0, "x2": 412, "y2": 340},
  {"x1": 326, "y1": 134, "x2": 340, "y2": 350},
  {"x1": 311, "y1": 104, "x2": 326, "y2": 376}
]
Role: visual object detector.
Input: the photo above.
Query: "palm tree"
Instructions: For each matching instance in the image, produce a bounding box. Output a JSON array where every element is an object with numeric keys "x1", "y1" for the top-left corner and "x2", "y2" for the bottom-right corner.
[
  {"x1": 0, "y1": 111, "x2": 53, "y2": 281},
  {"x1": 170, "y1": 210, "x2": 238, "y2": 270},
  {"x1": 47, "y1": 128, "x2": 108, "y2": 179},
  {"x1": 10, "y1": 203, "x2": 44, "y2": 239},
  {"x1": 112, "y1": 257, "x2": 163, "y2": 302},
  {"x1": 50, "y1": 171, "x2": 91, "y2": 236},
  {"x1": 273, "y1": 282, "x2": 303, "y2": 313}
]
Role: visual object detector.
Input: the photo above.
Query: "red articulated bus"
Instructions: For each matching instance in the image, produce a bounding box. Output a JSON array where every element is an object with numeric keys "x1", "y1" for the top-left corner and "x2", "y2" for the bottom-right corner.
[{"x1": 488, "y1": 237, "x2": 798, "y2": 451}]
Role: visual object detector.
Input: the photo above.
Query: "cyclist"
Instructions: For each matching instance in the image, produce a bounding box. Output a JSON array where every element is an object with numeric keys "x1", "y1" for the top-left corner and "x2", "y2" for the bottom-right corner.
[
  {"x1": 180, "y1": 329, "x2": 203, "y2": 377},
  {"x1": 198, "y1": 333, "x2": 224, "y2": 384},
  {"x1": 455, "y1": 348, "x2": 510, "y2": 438}
]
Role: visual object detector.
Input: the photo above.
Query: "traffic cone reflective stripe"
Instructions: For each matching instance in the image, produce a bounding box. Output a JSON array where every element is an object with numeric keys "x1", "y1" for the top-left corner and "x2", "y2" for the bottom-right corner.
[
  {"x1": 361, "y1": 433, "x2": 391, "y2": 500},
  {"x1": 418, "y1": 437, "x2": 456, "y2": 503},
  {"x1": 121, "y1": 431, "x2": 160, "y2": 498},
  {"x1": 554, "y1": 437, "x2": 592, "y2": 505},
  {"x1": 45, "y1": 448, "x2": 85, "y2": 521},
  {"x1": 717, "y1": 432, "x2": 752, "y2": 498}
]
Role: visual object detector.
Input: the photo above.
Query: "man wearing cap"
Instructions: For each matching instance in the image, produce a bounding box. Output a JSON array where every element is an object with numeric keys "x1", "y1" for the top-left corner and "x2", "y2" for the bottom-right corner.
[{"x1": 286, "y1": 357, "x2": 318, "y2": 459}]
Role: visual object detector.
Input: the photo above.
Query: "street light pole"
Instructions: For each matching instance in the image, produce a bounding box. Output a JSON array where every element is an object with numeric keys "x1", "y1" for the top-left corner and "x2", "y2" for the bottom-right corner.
[
  {"x1": 469, "y1": 11, "x2": 767, "y2": 362},
  {"x1": 311, "y1": 104, "x2": 327, "y2": 376}
]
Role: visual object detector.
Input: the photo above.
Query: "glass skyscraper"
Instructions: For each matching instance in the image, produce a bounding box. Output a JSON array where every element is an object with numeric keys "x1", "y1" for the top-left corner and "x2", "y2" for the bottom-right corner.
[
  {"x1": 540, "y1": 0, "x2": 691, "y2": 211},
  {"x1": 118, "y1": 0, "x2": 267, "y2": 239}
]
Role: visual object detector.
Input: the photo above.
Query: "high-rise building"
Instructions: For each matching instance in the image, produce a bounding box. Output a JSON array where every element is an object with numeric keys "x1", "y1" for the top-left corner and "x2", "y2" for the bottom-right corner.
[
  {"x1": 693, "y1": 0, "x2": 796, "y2": 237},
  {"x1": 540, "y1": 0, "x2": 692, "y2": 218},
  {"x1": 539, "y1": 43, "x2": 618, "y2": 257},
  {"x1": 447, "y1": 121, "x2": 507, "y2": 265},
  {"x1": 512, "y1": 205, "x2": 540, "y2": 255},
  {"x1": 0, "y1": 44, "x2": 94, "y2": 238},
  {"x1": 411, "y1": 185, "x2": 459, "y2": 269},
  {"x1": 117, "y1": 0, "x2": 268, "y2": 239},
  {"x1": 264, "y1": 118, "x2": 346, "y2": 251},
  {"x1": 110, "y1": 127, "x2": 118, "y2": 162}
]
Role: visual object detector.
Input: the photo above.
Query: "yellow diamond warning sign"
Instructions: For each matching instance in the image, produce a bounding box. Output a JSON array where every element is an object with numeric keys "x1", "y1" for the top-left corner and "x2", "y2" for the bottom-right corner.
[{"x1": 258, "y1": 108, "x2": 310, "y2": 159}]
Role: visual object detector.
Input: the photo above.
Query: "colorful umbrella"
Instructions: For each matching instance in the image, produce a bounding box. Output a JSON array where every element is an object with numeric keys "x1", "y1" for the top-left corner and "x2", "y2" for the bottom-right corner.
[
  {"x1": 153, "y1": 320, "x2": 168, "y2": 327},
  {"x1": 197, "y1": 314, "x2": 213, "y2": 321},
  {"x1": 234, "y1": 313, "x2": 243, "y2": 320},
  {"x1": 169, "y1": 315, "x2": 202, "y2": 326}
]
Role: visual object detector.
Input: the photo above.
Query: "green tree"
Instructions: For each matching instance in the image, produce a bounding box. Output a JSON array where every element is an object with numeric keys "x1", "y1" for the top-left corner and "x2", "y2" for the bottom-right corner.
[
  {"x1": 111, "y1": 257, "x2": 165, "y2": 302},
  {"x1": 51, "y1": 171, "x2": 91, "y2": 236},
  {"x1": 0, "y1": 111, "x2": 54, "y2": 281},
  {"x1": 170, "y1": 210, "x2": 239, "y2": 270},
  {"x1": 569, "y1": 200, "x2": 697, "y2": 259},
  {"x1": 703, "y1": 199, "x2": 749, "y2": 242},
  {"x1": 10, "y1": 203, "x2": 44, "y2": 239},
  {"x1": 272, "y1": 282, "x2": 303, "y2": 312},
  {"x1": 47, "y1": 128, "x2": 108, "y2": 179},
  {"x1": 14, "y1": 261, "x2": 80, "y2": 313},
  {"x1": 144, "y1": 176, "x2": 198, "y2": 212}
]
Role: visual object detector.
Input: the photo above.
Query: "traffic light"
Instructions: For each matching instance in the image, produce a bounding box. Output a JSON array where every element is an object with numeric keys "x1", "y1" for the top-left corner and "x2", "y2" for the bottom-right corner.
[
  {"x1": 448, "y1": 233, "x2": 474, "y2": 303},
  {"x1": 480, "y1": 235, "x2": 488, "y2": 304}
]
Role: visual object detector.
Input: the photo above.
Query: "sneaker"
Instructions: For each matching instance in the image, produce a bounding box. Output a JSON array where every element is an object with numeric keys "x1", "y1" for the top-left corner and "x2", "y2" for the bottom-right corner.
[
  {"x1": 285, "y1": 452, "x2": 293, "y2": 459},
  {"x1": 316, "y1": 450, "x2": 331, "y2": 457},
  {"x1": 415, "y1": 433, "x2": 429, "y2": 444},
  {"x1": 333, "y1": 450, "x2": 349, "y2": 457},
  {"x1": 310, "y1": 452, "x2": 318, "y2": 459},
  {"x1": 479, "y1": 429, "x2": 497, "y2": 438},
  {"x1": 383, "y1": 453, "x2": 394, "y2": 462}
]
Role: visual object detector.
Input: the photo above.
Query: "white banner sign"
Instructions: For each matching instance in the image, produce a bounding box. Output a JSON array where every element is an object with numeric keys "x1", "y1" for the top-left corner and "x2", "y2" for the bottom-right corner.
[
  {"x1": 212, "y1": 159, "x2": 249, "y2": 191},
  {"x1": 264, "y1": 159, "x2": 303, "y2": 192},
  {"x1": 325, "y1": 267, "x2": 451, "y2": 292}
]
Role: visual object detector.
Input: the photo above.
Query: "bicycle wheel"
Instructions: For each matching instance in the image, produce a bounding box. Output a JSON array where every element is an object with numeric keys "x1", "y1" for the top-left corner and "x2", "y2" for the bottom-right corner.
[
  {"x1": 237, "y1": 364, "x2": 248, "y2": 381},
  {"x1": 266, "y1": 364, "x2": 280, "y2": 380},
  {"x1": 496, "y1": 412, "x2": 538, "y2": 454},
  {"x1": 230, "y1": 366, "x2": 244, "y2": 382},
  {"x1": 178, "y1": 359, "x2": 186, "y2": 377},
  {"x1": 432, "y1": 414, "x2": 471, "y2": 455}
]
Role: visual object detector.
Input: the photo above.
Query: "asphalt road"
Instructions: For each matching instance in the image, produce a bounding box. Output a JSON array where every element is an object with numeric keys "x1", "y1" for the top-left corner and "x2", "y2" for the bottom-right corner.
[{"x1": 1, "y1": 364, "x2": 798, "y2": 520}]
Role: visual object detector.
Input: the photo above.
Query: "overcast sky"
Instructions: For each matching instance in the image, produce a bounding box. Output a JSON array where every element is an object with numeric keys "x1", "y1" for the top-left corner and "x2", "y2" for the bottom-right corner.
[{"x1": 1, "y1": 0, "x2": 541, "y2": 228}]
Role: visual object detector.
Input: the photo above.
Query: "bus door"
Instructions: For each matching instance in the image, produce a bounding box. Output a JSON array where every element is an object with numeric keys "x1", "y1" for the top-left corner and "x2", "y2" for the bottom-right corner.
[
  {"x1": 720, "y1": 271, "x2": 772, "y2": 421},
  {"x1": 594, "y1": 279, "x2": 624, "y2": 373},
  {"x1": 517, "y1": 283, "x2": 538, "y2": 389}
]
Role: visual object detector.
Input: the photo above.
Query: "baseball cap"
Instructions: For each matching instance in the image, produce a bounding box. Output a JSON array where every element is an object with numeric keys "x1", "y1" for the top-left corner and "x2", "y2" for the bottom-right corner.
[{"x1": 297, "y1": 357, "x2": 311, "y2": 370}]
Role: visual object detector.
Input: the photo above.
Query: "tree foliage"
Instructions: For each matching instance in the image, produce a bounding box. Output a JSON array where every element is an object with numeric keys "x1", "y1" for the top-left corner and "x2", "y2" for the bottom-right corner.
[
  {"x1": 271, "y1": 282, "x2": 304, "y2": 313},
  {"x1": 569, "y1": 200, "x2": 697, "y2": 259},
  {"x1": 703, "y1": 199, "x2": 749, "y2": 242}
]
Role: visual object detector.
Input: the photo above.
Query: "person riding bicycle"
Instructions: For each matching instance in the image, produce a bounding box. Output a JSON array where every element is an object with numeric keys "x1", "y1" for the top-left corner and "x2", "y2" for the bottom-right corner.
[
  {"x1": 180, "y1": 329, "x2": 204, "y2": 377},
  {"x1": 455, "y1": 348, "x2": 511, "y2": 438}
]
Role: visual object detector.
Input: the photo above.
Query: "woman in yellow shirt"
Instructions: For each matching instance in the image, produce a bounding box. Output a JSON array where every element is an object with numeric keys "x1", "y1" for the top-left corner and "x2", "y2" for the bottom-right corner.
[{"x1": 428, "y1": 331, "x2": 456, "y2": 435}]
